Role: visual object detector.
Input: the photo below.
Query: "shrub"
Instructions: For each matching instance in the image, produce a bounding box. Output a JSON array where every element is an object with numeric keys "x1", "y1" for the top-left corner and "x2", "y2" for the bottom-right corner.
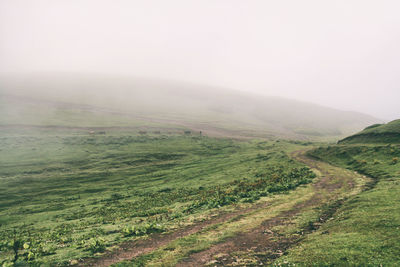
[
  {"x1": 186, "y1": 166, "x2": 315, "y2": 212},
  {"x1": 86, "y1": 238, "x2": 105, "y2": 254},
  {"x1": 9, "y1": 237, "x2": 24, "y2": 263},
  {"x1": 122, "y1": 223, "x2": 164, "y2": 237},
  {"x1": 24, "y1": 243, "x2": 56, "y2": 261},
  {"x1": 373, "y1": 159, "x2": 381, "y2": 165}
]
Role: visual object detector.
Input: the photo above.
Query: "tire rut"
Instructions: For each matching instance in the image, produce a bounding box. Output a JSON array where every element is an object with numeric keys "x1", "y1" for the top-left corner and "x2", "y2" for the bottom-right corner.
[
  {"x1": 79, "y1": 149, "x2": 364, "y2": 266},
  {"x1": 78, "y1": 196, "x2": 272, "y2": 266},
  {"x1": 176, "y1": 150, "x2": 362, "y2": 266}
]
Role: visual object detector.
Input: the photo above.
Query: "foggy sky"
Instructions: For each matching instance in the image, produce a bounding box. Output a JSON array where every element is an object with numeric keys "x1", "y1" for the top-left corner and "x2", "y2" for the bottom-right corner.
[{"x1": 1, "y1": 0, "x2": 400, "y2": 120}]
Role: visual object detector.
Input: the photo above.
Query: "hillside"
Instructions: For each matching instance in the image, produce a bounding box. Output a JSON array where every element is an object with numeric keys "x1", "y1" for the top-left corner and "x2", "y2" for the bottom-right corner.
[
  {"x1": 339, "y1": 119, "x2": 400, "y2": 144},
  {"x1": 0, "y1": 73, "x2": 381, "y2": 140},
  {"x1": 0, "y1": 75, "x2": 397, "y2": 266},
  {"x1": 283, "y1": 139, "x2": 400, "y2": 265}
]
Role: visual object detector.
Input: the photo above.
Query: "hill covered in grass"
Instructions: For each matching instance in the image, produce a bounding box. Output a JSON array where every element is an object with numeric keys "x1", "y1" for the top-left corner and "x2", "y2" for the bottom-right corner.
[
  {"x1": 0, "y1": 131, "x2": 316, "y2": 265},
  {"x1": 339, "y1": 119, "x2": 400, "y2": 144},
  {"x1": 277, "y1": 128, "x2": 400, "y2": 265},
  {"x1": 0, "y1": 73, "x2": 381, "y2": 140}
]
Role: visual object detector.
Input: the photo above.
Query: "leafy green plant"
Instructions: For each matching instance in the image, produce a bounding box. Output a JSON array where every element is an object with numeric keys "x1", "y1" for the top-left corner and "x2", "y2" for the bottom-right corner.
[
  {"x1": 86, "y1": 238, "x2": 106, "y2": 254},
  {"x1": 187, "y1": 166, "x2": 315, "y2": 211},
  {"x1": 122, "y1": 223, "x2": 165, "y2": 237},
  {"x1": 9, "y1": 235, "x2": 24, "y2": 263}
]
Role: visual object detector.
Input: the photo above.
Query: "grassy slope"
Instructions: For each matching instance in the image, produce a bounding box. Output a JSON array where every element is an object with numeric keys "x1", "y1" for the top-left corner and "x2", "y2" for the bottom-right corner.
[
  {"x1": 0, "y1": 95, "x2": 178, "y2": 130},
  {"x1": 0, "y1": 74, "x2": 380, "y2": 140},
  {"x1": 0, "y1": 129, "x2": 315, "y2": 266},
  {"x1": 339, "y1": 119, "x2": 400, "y2": 144},
  {"x1": 277, "y1": 144, "x2": 400, "y2": 265},
  {"x1": 115, "y1": 150, "x2": 368, "y2": 267},
  {"x1": 0, "y1": 74, "x2": 394, "y2": 266}
]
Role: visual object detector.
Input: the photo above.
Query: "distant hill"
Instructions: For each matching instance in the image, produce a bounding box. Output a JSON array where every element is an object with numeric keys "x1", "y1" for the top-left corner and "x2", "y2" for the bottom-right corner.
[
  {"x1": 0, "y1": 73, "x2": 381, "y2": 140},
  {"x1": 339, "y1": 119, "x2": 400, "y2": 144}
]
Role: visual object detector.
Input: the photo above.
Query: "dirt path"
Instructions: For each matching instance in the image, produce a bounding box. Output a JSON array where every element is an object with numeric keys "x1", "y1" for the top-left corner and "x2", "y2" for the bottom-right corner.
[
  {"x1": 79, "y1": 195, "x2": 274, "y2": 266},
  {"x1": 176, "y1": 150, "x2": 363, "y2": 266},
  {"x1": 78, "y1": 149, "x2": 365, "y2": 266}
]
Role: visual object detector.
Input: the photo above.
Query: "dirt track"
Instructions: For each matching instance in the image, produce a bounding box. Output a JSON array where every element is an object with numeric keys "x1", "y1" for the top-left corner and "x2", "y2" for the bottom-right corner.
[
  {"x1": 176, "y1": 150, "x2": 360, "y2": 266},
  {"x1": 78, "y1": 149, "x2": 367, "y2": 266},
  {"x1": 79, "y1": 201, "x2": 271, "y2": 267}
]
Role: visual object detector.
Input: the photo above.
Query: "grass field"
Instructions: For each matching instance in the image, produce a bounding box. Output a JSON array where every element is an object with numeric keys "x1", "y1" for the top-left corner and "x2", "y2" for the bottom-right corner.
[
  {"x1": 1, "y1": 108, "x2": 399, "y2": 267},
  {"x1": 339, "y1": 119, "x2": 400, "y2": 144},
  {"x1": 0, "y1": 129, "x2": 315, "y2": 266},
  {"x1": 277, "y1": 144, "x2": 400, "y2": 265},
  {"x1": 111, "y1": 150, "x2": 368, "y2": 267}
]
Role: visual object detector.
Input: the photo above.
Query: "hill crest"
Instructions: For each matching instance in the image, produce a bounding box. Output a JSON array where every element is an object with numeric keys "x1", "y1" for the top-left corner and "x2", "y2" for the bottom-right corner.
[
  {"x1": 339, "y1": 119, "x2": 400, "y2": 144},
  {"x1": 0, "y1": 74, "x2": 382, "y2": 140}
]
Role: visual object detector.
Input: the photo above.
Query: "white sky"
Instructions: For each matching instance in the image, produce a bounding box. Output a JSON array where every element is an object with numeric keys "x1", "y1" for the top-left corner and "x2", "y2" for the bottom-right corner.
[{"x1": 1, "y1": 0, "x2": 400, "y2": 120}]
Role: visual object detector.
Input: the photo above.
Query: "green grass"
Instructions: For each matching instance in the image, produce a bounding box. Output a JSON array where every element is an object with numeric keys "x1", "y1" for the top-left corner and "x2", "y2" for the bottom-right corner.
[
  {"x1": 339, "y1": 119, "x2": 400, "y2": 144},
  {"x1": 360, "y1": 119, "x2": 400, "y2": 134},
  {"x1": 114, "y1": 179, "x2": 320, "y2": 267},
  {"x1": 1, "y1": 74, "x2": 380, "y2": 141},
  {"x1": 277, "y1": 143, "x2": 400, "y2": 266},
  {"x1": 308, "y1": 144, "x2": 400, "y2": 178},
  {"x1": 0, "y1": 129, "x2": 313, "y2": 266}
]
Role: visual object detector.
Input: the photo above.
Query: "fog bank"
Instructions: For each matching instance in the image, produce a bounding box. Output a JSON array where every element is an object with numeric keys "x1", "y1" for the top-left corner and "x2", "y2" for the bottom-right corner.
[{"x1": 1, "y1": 1, "x2": 400, "y2": 119}]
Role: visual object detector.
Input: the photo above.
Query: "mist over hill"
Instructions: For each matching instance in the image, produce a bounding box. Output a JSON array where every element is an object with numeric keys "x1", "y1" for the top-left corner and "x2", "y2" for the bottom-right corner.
[
  {"x1": 339, "y1": 119, "x2": 400, "y2": 144},
  {"x1": 0, "y1": 74, "x2": 381, "y2": 140}
]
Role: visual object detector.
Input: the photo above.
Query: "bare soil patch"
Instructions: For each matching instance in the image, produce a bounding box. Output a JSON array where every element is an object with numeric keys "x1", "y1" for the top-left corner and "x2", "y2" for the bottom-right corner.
[
  {"x1": 79, "y1": 149, "x2": 360, "y2": 267},
  {"x1": 78, "y1": 200, "x2": 271, "y2": 266},
  {"x1": 176, "y1": 150, "x2": 357, "y2": 266}
]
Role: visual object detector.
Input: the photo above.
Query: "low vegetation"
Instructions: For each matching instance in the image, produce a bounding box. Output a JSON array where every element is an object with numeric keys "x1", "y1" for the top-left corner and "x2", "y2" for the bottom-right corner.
[
  {"x1": 339, "y1": 119, "x2": 400, "y2": 144},
  {"x1": 1, "y1": 108, "x2": 398, "y2": 266},
  {"x1": 0, "y1": 130, "x2": 314, "y2": 266},
  {"x1": 0, "y1": 75, "x2": 381, "y2": 140},
  {"x1": 278, "y1": 142, "x2": 400, "y2": 265}
]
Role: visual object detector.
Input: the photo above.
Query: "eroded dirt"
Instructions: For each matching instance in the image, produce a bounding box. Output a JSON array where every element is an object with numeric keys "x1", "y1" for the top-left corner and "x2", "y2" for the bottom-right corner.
[
  {"x1": 78, "y1": 197, "x2": 273, "y2": 266},
  {"x1": 78, "y1": 149, "x2": 363, "y2": 267},
  {"x1": 176, "y1": 150, "x2": 360, "y2": 266}
]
